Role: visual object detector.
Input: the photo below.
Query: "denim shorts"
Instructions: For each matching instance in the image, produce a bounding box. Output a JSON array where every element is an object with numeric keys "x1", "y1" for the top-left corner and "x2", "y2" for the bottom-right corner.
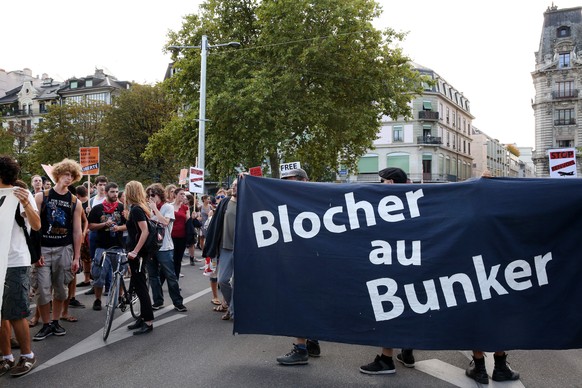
[{"x1": 2, "y1": 267, "x2": 31, "y2": 321}]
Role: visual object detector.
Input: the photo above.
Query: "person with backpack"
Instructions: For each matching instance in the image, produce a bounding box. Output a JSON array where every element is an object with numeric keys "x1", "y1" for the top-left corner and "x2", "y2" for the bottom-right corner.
[
  {"x1": 124, "y1": 181, "x2": 154, "y2": 335},
  {"x1": 0, "y1": 157, "x2": 41, "y2": 377},
  {"x1": 145, "y1": 183, "x2": 186, "y2": 312},
  {"x1": 32, "y1": 158, "x2": 83, "y2": 341}
]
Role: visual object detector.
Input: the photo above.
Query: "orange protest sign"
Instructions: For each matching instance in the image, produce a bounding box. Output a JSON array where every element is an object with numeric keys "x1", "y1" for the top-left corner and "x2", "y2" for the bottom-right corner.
[{"x1": 79, "y1": 147, "x2": 100, "y2": 175}]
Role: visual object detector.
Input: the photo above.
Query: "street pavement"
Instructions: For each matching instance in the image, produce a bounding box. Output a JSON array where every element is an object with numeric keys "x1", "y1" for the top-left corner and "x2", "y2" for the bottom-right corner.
[{"x1": 3, "y1": 248, "x2": 582, "y2": 387}]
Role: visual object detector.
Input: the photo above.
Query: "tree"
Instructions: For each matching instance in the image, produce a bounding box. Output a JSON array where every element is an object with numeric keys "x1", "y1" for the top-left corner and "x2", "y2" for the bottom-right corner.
[
  {"x1": 101, "y1": 83, "x2": 178, "y2": 184},
  {"x1": 156, "y1": 0, "x2": 425, "y2": 181},
  {"x1": 25, "y1": 101, "x2": 110, "y2": 177}
]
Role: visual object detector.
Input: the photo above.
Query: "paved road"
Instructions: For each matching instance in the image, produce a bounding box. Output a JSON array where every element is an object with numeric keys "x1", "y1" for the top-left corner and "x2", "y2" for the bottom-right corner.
[{"x1": 3, "y1": 250, "x2": 581, "y2": 387}]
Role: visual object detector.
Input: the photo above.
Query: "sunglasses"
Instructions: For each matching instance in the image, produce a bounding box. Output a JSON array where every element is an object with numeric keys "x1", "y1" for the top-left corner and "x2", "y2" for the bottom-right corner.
[{"x1": 216, "y1": 195, "x2": 225, "y2": 199}]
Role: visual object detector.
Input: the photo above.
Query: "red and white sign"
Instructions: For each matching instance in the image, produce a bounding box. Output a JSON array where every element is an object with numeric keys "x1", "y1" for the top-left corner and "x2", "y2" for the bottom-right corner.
[
  {"x1": 249, "y1": 166, "x2": 263, "y2": 177},
  {"x1": 189, "y1": 166, "x2": 204, "y2": 194},
  {"x1": 549, "y1": 148, "x2": 577, "y2": 178}
]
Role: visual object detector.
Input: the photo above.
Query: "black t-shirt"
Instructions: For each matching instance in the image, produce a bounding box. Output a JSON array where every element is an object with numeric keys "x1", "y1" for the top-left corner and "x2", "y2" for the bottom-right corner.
[
  {"x1": 88, "y1": 202, "x2": 126, "y2": 249},
  {"x1": 40, "y1": 189, "x2": 75, "y2": 247},
  {"x1": 126, "y1": 205, "x2": 148, "y2": 256}
]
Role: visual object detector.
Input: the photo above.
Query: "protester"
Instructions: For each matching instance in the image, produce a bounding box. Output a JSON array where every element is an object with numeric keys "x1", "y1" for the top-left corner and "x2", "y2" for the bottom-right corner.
[
  {"x1": 84, "y1": 176, "x2": 108, "y2": 297},
  {"x1": 30, "y1": 175, "x2": 43, "y2": 195},
  {"x1": 124, "y1": 181, "x2": 154, "y2": 335},
  {"x1": 0, "y1": 157, "x2": 40, "y2": 376},
  {"x1": 145, "y1": 184, "x2": 186, "y2": 312},
  {"x1": 165, "y1": 184, "x2": 177, "y2": 204},
  {"x1": 359, "y1": 167, "x2": 414, "y2": 375},
  {"x1": 203, "y1": 180, "x2": 237, "y2": 321},
  {"x1": 75, "y1": 185, "x2": 92, "y2": 288},
  {"x1": 87, "y1": 182, "x2": 126, "y2": 312},
  {"x1": 42, "y1": 177, "x2": 52, "y2": 190},
  {"x1": 171, "y1": 187, "x2": 190, "y2": 279},
  {"x1": 185, "y1": 194, "x2": 201, "y2": 266},
  {"x1": 275, "y1": 169, "x2": 321, "y2": 365},
  {"x1": 33, "y1": 159, "x2": 82, "y2": 341}
]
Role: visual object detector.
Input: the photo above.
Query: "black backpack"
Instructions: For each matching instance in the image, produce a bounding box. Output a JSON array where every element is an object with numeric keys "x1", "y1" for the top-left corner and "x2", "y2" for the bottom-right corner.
[
  {"x1": 145, "y1": 218, "x2": 165, "y2": 253},
  {"x1": 14, "y1": 207, "x2": 41, "y2": 264}
]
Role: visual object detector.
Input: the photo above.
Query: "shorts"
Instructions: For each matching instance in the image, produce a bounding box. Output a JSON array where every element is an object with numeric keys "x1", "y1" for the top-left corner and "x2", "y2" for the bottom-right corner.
[
  {"x1": 80, "y1": 236, "x2": 91, "y2": 263},
  {"x1": 91, "y1": 247, "x2": 126, "y2": 288},
  {"x1": 2, "y1": 267, "x2": 31, "y2": 321},
  {"x1": 37, "y1": 245, "x2": 73, "y2": 305}
]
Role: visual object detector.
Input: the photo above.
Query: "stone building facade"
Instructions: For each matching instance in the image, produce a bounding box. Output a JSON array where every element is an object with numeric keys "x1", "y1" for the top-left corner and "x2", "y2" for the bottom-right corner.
[{"x1": 532, "y1": 5, "x2": 582, "y2": 176}]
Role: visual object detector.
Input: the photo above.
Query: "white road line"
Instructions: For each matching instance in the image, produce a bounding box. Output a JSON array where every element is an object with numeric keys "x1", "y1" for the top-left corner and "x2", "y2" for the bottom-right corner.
[{"x1": 29, "y1": 288, "x2": 212, "y2": 375}]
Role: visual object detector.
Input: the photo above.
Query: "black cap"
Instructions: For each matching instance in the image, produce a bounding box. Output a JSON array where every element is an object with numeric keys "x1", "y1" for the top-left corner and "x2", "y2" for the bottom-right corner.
[{"x1": 379, "y1": 167, "x2": 407, "y2": 183}]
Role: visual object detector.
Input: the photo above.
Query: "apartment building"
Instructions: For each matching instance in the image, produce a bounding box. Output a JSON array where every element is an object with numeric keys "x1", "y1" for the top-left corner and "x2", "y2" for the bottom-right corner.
[
  {"x1": 532, "y1": 5, "x2": 582, "y2": 176},
  {"x1": 351, "y1": 62, "x2": 473, "y2": 183}
]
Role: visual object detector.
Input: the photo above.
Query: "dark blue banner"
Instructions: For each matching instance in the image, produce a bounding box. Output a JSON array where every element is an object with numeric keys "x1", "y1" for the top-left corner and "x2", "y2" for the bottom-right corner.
[{"x1": 233, "y1": 176, "x2": 582, "y2": 350}]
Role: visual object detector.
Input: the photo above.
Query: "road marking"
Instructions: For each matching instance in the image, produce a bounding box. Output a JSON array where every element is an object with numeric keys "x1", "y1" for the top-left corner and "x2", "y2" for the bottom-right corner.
[
  {"x1": 30, "y1": 288, "x2": 211, "y2": 375},
  {"x1": 415, "y1": 352, "x2": 525, "y2": 387}
]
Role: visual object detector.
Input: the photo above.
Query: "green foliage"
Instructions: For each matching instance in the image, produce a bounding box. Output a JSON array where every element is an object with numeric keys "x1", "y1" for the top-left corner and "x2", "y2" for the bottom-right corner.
[
  {"x1": 102, "y1": 84, "x2": 179, "y2": 185},
  {"x1": 159, "y1": 0, "x2": 424, "y2": 181}
]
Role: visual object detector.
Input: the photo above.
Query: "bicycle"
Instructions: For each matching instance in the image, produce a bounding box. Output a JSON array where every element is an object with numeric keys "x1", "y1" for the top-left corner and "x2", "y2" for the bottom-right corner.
[{"x1": 102, "y1": 248, "x2": 141, "y2": 341}]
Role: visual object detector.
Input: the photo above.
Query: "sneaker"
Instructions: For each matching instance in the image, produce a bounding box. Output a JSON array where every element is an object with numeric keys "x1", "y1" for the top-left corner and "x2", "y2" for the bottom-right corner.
[
  {"x1": 84, "y1": 287, "x2": 95, "y2": 295},
  {"x1": 33, "y1": 324, "x2": 54, "y2": 341},
  {"x1": 174, "y1": 304, "x2": 187, "y2": 312},
  {"x1": 306, "y1": 339, "x2": 321, "y2": 357},
  {"x1": 152, "y1": 303, "x2": 163, "y2": 310},
  {"x1": 69, "y1": 298, "x2": 85, "y2": 308},
  {"x1": 10, "y1": 355, "x2": 36, "y2": 377},
  {"x1": 276, "y1": 345, "x2": 309, "y2": 365},
  {"x1": 93, "y1": 299, "x2": 102, "y2": 311},
  {"x1": 359, "y1": 355, "x2": 396, "y2": 375},
  {"x1": 396, "y1": 349, "x2": 415, "y2": 368},
  {"x1": 52, "y1": 321, "x2": 67, "y2": 336},
  {"x1": 466, "y1": 357, "x2": 488, "y2": 384},
  {"x1": 0, "y1": 359, "x2": 15, "y2": 377},
  {"x1": 190, "y1": 257, "x2": 195, "y2": 266},
  {"x1": 492, "y1": 353, "x2": 520, "y2": 382}
]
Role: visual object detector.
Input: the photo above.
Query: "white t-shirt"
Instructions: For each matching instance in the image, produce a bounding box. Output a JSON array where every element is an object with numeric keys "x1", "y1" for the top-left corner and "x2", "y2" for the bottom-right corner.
[
  {"x1": 8, "y1": 192, "x2": 38, "y2": 267},
  {"x1": 152, "y1": 203, "x2": 175, "y2": 251},
  {"x1": 90, "y1": 194, "x2": 106, "y2": 208}
]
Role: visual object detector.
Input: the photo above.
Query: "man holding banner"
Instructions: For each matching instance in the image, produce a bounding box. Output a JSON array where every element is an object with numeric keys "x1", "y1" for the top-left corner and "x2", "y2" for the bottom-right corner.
[{"x1": 0, "y1": 155, "x2": 40, "y2": 376}]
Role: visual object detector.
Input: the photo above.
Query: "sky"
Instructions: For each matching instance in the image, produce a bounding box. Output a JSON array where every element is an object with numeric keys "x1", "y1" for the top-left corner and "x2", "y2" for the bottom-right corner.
[{"x1": 3, "y1": 0, "x2": 579, "y2": 148}]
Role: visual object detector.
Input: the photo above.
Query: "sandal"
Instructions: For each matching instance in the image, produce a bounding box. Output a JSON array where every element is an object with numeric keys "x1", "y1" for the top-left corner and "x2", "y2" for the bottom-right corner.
[
  {"x1": 28, "y1": 318, "x2": 39, "y2": 328},
  {"x1": 213, "y1": 305, "x2": 228, "y2": 312},
  {"x1": 60, "y1": 315, "x2": 79, "y2": 322},
  {"x1": 211, "y1": 298, "x2": 222, "y2": 306},
  {"x1": 221, "y1": 312, "x2": 232, "y2": 320}
]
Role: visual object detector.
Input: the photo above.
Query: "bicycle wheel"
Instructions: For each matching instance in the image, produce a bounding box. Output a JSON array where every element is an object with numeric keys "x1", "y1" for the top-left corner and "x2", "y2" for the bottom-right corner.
[
  {"x1": 103, "y1": 273, "x2": 121, "y2": 341},
  {"x1": 129, "y1": 289, "x2": 141, "y2": 319}
]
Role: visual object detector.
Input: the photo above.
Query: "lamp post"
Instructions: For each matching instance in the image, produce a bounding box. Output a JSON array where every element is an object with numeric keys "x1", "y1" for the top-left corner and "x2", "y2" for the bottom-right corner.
[{"x1": 169, "y1": 35, "x2": 240, "y2": 177}]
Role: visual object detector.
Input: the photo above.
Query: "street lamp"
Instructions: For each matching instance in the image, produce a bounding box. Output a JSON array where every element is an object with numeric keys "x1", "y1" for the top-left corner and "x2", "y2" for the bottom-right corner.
[{"x1": 169, "y1": 35, "x2": 241, "y2": 180}]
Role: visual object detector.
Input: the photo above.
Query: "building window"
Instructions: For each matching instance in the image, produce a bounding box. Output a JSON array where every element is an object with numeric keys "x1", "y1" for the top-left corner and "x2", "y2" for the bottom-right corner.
[
  {"x1": 393, "y1": 126, "x2": 403, "y2": 142},
  {"x1": 559, "y1": 52, "x2": 570, "y2": 68},
  {"x1": 86, "y1": 79, "x2": 93, "y2": 87},
  {"x1": 557, "y1": 26, "x2": 571, "y2": 37},
  {"x1": 422, "y1": 124, "x2": 432, "y2": 137},
  {"x1": 70, "y1": 81, "x2": 78, "y2": 89},
  {"x1": 557, "y1": 140, "x2": 573, "y2": 147},
  {"x1": 446, "y1": 108, "x2": 450, "y2": 124},
  {"x1": 386, "y1": 153, "x2": 410, "y2": 174},
  {"x1": 422, "y1": 101, "x2": 432, "y2": 110},
  {"x1": 556, "y1": 81, "x2": 574, "y2": 97},
  {"x1": 357, "y1": 155, "x2": 379, "y2": 173},
  {"x1": 555, "y1": 108, "x2": 575, "y2": 125}
]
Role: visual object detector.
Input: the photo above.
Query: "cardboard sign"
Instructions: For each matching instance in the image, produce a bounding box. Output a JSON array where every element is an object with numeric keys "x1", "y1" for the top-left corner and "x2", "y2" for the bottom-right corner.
[
  {"x1": 179, "y1": 168, "x2": 188, "y2": 185},
  {"x1": 280, "y1": 161, "x2": 301, "y2": 178},
  {"x1": 189, "y1": 166, "x2": 204, "y2": 194},
  {"x1": 549, "y1": 148, "x2": 577, "y2": 178},
  {"x1": 41, "y1": 164, "x2": 55, "y2": 183},
  {"x1": 79, "y1": 147, "x2": 100, "y2": 175},
  {"x1": 249, "y1": 166, "x2": 263, "y2": 177}
]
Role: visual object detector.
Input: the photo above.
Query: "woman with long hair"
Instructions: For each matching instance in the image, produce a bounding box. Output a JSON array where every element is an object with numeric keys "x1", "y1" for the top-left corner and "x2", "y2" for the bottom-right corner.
[{"x1": 124, "y1": 181, "x2": 154, "y2": 335}]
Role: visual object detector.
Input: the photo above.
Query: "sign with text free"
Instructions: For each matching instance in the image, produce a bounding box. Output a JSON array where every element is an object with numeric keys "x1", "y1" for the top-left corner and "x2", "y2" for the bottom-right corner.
[
  {"x1": 549, "y1": 148, "x2": 577, "y2": 178},
  {"x1": 79, "y1": 147, "x2": 100, "y2": 175},
  {"x1": 189, "y1": 166, "x2": 204, "y2": 194},
  {"x1": 280, "y1": 161, "x2": 301, "y2": 178}
]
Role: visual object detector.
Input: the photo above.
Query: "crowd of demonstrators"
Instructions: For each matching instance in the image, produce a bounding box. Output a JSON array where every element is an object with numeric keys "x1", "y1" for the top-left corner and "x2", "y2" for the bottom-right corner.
[
  {"x1": 145, "y1": 184, "x2": 187, "y2": 313},
  {"x1": 0, "y1": 156, "x2": 40, "y2": 377}
]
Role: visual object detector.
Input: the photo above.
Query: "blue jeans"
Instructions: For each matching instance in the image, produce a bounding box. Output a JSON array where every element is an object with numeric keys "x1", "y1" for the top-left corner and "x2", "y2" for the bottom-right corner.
[
  {"x1": 217, "y1": 248, "x2": 234, "y2": 316},
  {"x1": 146, "y1": 249, "x2": 183, "y2": 306}
]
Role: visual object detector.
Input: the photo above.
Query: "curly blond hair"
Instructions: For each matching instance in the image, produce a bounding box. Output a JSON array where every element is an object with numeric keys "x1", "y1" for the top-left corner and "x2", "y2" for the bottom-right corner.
[{"x1": 52, "y1": 158, "x2": 83, "y2": 184}]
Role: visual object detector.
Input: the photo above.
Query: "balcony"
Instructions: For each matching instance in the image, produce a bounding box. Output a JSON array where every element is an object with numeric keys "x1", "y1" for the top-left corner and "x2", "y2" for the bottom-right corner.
[
  {"x1": 554, "y1": 118, "x2": 576, "y2": 126},
  {"x1": 552, "y1": 89, "x2": 579, "y2": 99},
  {"x1": 417, "y1": 136, "x2": 442, "y2": 145},
  {"x1": 418, "y1": 110, "x2": 439, "y2": 121}
]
